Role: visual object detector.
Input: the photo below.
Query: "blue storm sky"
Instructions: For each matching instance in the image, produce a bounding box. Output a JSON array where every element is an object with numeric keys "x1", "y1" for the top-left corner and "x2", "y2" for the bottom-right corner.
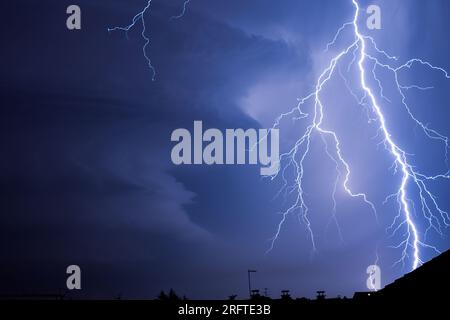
[{"x1": 1, "y1": 0, "x2": 449, "y2": 299}]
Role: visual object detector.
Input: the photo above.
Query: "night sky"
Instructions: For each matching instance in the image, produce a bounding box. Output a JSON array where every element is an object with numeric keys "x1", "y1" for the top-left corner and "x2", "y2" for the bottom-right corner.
[{"x1": 1, "y1": 0, "x2": 449, "y2": 299}]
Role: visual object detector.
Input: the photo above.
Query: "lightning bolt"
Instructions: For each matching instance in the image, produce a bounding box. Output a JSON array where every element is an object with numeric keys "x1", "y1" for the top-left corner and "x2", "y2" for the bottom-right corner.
[
  {"x1": 170, "y1": 0, "x2": 191, "y2": 20},
  {"x1": 107, "y1": 0, "x2": 193, "y2": 81},
  {"x1": 109, "y1": 0, "x2": 448, "y2": 272},
  {"x1": 268, "y1": 0, "x2": 449, "y2": 271},
  {"x1": 108, "y1": 1, "x2": 156, "y2": 80}
]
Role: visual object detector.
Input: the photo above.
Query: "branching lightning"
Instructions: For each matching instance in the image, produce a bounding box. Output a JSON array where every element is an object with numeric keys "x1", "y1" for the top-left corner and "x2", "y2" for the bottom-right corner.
[
  {"x1": 108, "y1": 0, "x2": 192, "y2": 81},
  {"x1": 109, "y1": 0, "x2": 449, "y2": 272},
  {"x1": 108, "y1": 1, "x2": 156, "y2": 80},
  {"x1": 267, "y1": 0, "x2": 450, "y2": 271}
]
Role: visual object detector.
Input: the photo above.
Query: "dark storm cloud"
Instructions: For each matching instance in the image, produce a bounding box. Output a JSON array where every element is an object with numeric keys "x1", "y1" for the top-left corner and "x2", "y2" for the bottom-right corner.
[
  {"x1": 0, "y1": 0, "x2": 308, "y2": 298},
  {"x1": 1, "y1": 0, "x2": 449, "y2": 299}
]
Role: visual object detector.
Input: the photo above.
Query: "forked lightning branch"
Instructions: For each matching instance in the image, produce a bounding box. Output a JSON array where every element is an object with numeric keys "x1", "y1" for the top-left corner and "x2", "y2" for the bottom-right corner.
[
  {"x1": 109, "y1": 0, "x2": 450, "y2": 272},
  {"x1": 267, "y1": 0, "x2": 450, "y2": 271}
]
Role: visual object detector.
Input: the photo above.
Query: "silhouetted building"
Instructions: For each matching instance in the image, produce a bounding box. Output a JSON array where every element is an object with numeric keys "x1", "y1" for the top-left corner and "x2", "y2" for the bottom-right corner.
[
  {"x1": 250, "y1": 289, "x2": 261, "y2": 299},
  {"x1": 281, "y1": 290, "x2": 292, "y2": 300},
  {"x1": 353, "y1": 292, "x2": 374, "y2": 300},
  {"x1": 377, "y1": 249, "x2": 449, "y2": 301},
  {"x1": 316, "y1": 291, "x2": 326, "y2": 300}
]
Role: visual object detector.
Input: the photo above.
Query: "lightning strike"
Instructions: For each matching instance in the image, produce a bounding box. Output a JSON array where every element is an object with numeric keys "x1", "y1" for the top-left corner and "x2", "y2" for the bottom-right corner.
[
  {"x1": 108, "y1": 0, "x2": 193, "y2": 81},
  {"x1": 110, "y1": 0, "x2": 449, "y2": 273},
  {"x1": 268, "y1": 0, "x2": 450, "y2": 271},
  {"x1": 170, "y1": 0, "x2": 192, "y2": 20},
  {"x1": 107, "y1": 1, "x2": 155, "y2": 80}
]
